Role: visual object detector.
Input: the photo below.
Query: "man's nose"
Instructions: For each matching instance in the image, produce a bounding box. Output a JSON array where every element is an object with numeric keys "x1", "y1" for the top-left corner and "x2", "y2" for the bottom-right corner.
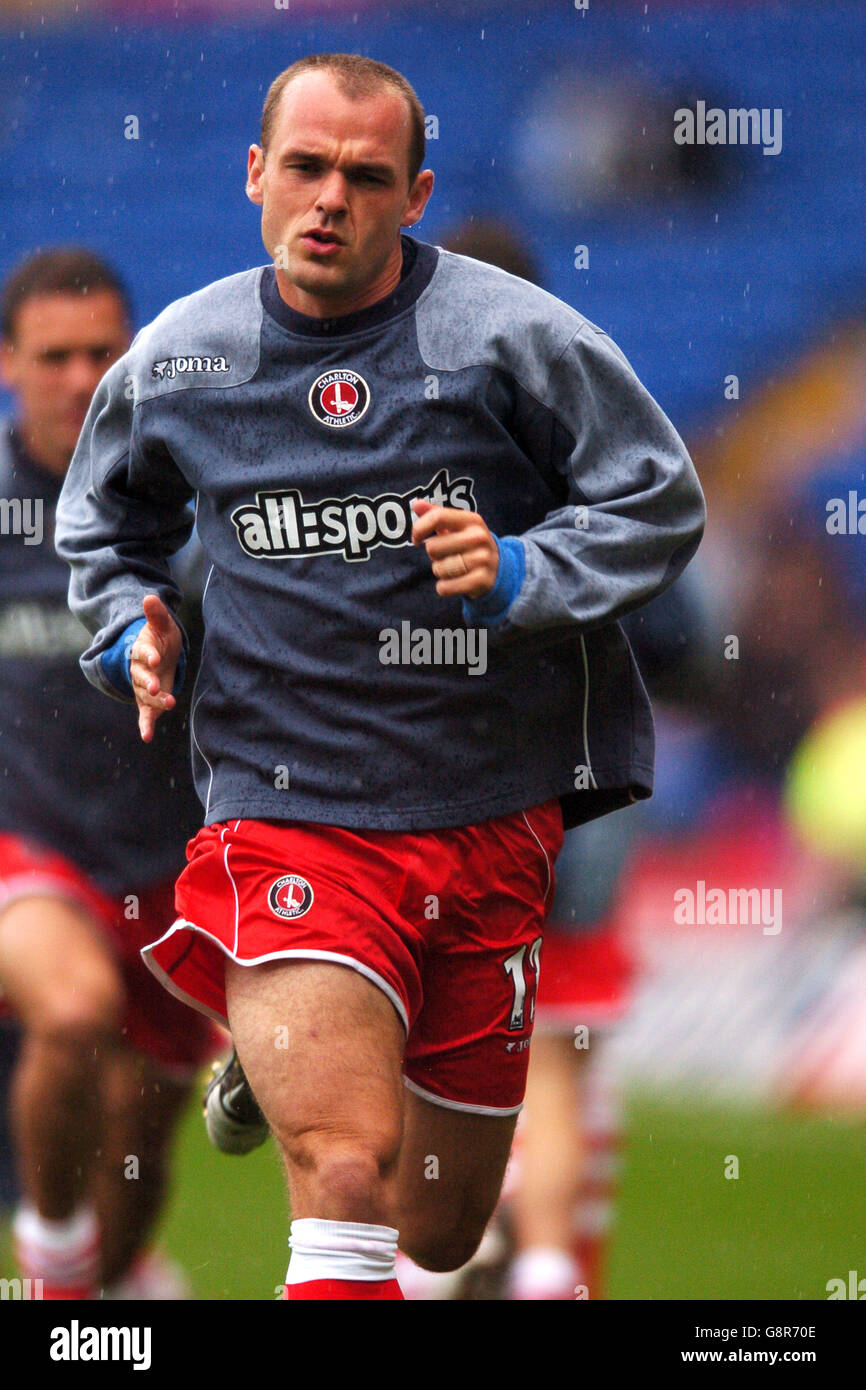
[{"x1": 315, "y1": 169, "x2": 349, "y2": 215}]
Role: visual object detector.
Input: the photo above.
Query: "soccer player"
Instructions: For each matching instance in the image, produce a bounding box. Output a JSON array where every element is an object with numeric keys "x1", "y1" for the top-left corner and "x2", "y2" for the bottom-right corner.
[
  {"x1": 56, "y1": 54, "x2": 706, "y2": 1301},
  {"x1": 0, "y1": 248, "x2": 212, "y2": 1298}
]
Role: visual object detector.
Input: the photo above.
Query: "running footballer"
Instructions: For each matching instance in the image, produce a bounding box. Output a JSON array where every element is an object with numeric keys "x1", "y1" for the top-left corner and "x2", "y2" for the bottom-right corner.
[{"x1": 56, "y1": 53, "x2": 705, "y2": 1300}]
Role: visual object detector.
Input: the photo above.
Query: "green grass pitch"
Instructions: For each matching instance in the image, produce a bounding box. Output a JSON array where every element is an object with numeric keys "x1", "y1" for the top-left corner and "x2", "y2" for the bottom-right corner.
[{"x1": 3, "y1": 1091, "x2": 865, "y2": 1300}]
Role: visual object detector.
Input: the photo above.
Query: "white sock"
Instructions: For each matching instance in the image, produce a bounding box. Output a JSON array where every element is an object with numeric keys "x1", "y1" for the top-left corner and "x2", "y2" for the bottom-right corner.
[
  {"x1": 508, "y1": 1246, "x2": 582, "y2": 1301},
  {"x1": 286, "y1": 1218, "x2": 399, "y2": 1285},
  {"x1": 394, "y1": 1249, "x2": 465, "y2": 1300},
  {"x1": 13, "y1": 1204, "x2": 100, "y2": 1287}
]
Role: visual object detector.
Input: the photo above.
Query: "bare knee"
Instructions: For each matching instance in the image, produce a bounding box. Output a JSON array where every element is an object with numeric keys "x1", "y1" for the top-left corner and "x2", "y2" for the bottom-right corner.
[
  {"x1": 401, "y1": 1217, "x2": 487, "y2": 1273},
  {"x1": 279, "y1": 1127, "x2": 402, "y2": 1222},
  {"x1": 400, "y1": 1193, "x2": 494, "y2": 1272},
  {"x1": 29, "y1": 976, "x2": 124, "y2": 1059}
]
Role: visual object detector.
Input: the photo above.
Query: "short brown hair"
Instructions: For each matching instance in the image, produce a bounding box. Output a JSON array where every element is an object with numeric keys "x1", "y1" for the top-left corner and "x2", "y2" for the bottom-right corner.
[
  {"x1": 260, "y1": 53, "x2": 426, "y2": 188},
  {"x1": 1, "y1": 247, "x2": 131, "y2": 340}
]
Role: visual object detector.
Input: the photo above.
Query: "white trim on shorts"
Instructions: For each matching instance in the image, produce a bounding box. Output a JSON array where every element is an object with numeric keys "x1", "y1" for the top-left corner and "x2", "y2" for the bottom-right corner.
[
  {"x1": 402, "y1": 1074, "x2": 524, "y2": 1119},
  {"x1": 219, "y1": 822, "x2": 242, "y2": 957},
  {"x1": 141, "y1": 918, "x2": 409, "y2": 1033}
]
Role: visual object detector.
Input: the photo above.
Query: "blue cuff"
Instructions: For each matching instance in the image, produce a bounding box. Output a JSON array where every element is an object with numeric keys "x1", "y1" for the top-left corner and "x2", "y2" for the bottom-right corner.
[
  {"x1": 99, "y1": 616, "x2": 186, "y2": 699},
  {"x1": 462, "y1": 535, "x2": 525, "y2": 626}
]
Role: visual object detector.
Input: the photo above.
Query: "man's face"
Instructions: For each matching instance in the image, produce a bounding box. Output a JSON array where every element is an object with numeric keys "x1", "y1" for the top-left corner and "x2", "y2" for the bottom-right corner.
[
  {"x1": 0, "y1": 290, "x2": 129, "y2": 476},
  {"x1": 246, "y1": 69, "x2": 434, "y2": 315}
]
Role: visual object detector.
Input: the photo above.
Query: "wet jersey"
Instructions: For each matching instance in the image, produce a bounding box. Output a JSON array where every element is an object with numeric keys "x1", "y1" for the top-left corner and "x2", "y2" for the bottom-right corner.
[{"x1": 56, "y1": 236, "x2": 705, "y2": 832}]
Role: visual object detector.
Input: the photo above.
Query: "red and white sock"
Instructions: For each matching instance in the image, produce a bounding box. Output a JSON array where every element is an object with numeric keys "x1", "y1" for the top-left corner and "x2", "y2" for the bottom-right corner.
[
  {"x1": 285, "y1": 1219, "x2": 403, "y2": 1301},
  {"x1": 13, "y1": 1203, "x2": 100, "y2": 1300}
]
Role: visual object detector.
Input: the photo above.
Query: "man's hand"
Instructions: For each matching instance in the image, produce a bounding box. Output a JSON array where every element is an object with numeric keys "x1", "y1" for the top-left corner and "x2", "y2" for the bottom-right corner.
[
  {"x1": 130, "y1": 594, "x2": 182, "y2": 743},
  {"x1": 411, "y1": 499, "x2": 499, "y2": 600}
]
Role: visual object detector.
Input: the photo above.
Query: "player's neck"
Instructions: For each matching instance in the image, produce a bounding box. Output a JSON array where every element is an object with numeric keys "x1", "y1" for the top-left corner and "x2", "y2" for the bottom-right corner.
[{"x1": 274, "y1": 242, "x2": 404, "y2": 320}]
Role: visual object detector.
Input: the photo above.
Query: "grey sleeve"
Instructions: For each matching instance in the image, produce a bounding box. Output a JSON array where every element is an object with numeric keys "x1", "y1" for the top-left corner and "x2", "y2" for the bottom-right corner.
[
  {"x1": 55, "y1": 353, "x2": 195, "y2": 697},
  {"x1": 496, "y1": 321, "x2": 706, "y2": 635}
]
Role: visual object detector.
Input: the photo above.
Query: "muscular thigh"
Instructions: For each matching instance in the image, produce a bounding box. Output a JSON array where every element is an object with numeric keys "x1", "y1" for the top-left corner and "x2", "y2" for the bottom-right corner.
[{"x1": 224, "y1": 957, "x2": 406, "y2": 1151}]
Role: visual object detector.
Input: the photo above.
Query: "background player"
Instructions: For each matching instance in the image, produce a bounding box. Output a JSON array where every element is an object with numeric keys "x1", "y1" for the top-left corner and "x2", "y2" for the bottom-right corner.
[
  {"x1": 0, "y1": 248, "x2": 213, "y2": 1298},
  {"x1": 56, "y1": 56, "x2": 705, "y2": 1300}
]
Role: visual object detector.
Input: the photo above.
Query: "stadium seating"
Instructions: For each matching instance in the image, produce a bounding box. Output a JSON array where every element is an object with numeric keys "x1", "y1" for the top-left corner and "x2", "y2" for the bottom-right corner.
[{"x1": 1, "y1": 1, "x2": 864, "y2": 428}]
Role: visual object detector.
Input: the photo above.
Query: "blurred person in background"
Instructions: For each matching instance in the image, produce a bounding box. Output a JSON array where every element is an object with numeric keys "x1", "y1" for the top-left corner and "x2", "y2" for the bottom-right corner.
[
  {"x1": 0, "y1": 247, "x2": 213, "y2": 1298},
  {"x1": 686, "y1": 305, "x2": 866, "y2": 835}
]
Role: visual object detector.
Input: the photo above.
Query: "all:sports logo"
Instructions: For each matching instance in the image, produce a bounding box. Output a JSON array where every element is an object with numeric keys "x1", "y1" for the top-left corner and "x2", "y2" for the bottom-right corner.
[{"x1": 231, "y1": 469, "x2": 477, "y2": 563}]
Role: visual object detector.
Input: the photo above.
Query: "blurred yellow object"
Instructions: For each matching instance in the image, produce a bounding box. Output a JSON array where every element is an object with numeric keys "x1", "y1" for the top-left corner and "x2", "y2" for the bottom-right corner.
[{"x1": 786, "y1": 698, "x2": 866, "y2": 866}]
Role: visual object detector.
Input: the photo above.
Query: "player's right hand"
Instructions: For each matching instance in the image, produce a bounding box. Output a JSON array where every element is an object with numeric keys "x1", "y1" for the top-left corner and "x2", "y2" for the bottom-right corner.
[{"x1": 130, "y1": 593, "x2": 182, "y2": 743}]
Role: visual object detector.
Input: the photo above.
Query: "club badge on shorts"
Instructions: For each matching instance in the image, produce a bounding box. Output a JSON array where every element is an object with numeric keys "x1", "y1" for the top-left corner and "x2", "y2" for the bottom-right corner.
[
  {"x1": 268, "y1": 874, "x2": 314, "y2": 920},
  {"x1": 308, "y1": 369, "x2": 370, "y2": 429}
]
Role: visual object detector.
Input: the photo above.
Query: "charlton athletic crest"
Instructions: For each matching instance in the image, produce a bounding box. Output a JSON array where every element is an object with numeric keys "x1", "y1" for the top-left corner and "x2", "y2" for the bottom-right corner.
[
  {"x1": 309, "y1": 369, "x2": 370, "y2": 429},
  {"x1": 268, "y1": 874, "x2": 314, "y2": 920}
]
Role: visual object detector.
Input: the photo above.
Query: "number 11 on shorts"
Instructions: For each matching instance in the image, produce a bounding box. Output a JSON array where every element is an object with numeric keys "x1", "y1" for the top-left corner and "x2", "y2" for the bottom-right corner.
[{"x1": 504, "y1": 936, "x2": 542, "y2": 1031}]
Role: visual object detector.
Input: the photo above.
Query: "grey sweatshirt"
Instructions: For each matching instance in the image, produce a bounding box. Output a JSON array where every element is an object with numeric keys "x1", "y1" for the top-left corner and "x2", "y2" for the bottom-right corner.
[{"x1": 55, "y1": 236, "x2": 705, "y2": 832}]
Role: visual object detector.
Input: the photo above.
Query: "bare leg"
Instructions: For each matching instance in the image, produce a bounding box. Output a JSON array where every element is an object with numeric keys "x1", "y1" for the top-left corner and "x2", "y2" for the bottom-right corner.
[
  {"x1": 0, "y1": 895, "x2": 123, "y2": 1219},
  {"x1": 511, "y1": 1031, "x2": 585, "y2": 1254},
  {"x1": 226, "y1": 956, "x2": 520, "y2": 1273},
  {"x1": 92, "y1": 1049, "x2": 190, "y2": 1287},
  {"x1": 225, "y1": 958, "x2": 405, "y2": 1225},
  {"x1": 395, "y1": 1089, "x2": 517, "y2": 1271}
]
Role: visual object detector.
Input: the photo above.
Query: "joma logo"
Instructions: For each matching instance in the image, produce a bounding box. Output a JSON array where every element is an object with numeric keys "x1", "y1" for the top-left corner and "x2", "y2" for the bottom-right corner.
[{"x1": 151, "y1": 355, "x2": 231, "y2": 380}]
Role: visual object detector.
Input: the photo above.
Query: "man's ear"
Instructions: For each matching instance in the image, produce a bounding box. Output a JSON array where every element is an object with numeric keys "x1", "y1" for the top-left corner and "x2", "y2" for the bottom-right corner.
[
  {"x1": 401, "y1": 169, "x2": 434, "y2": 229},
  {"x1": 246, "y1": 145, "x2": 265, "y2": 206}
]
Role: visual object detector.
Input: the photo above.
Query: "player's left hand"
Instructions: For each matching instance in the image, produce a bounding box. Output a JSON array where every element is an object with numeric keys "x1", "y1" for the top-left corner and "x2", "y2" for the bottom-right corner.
[{"x1": 411, "y1": 499, "x2": 499, "y2": 600}]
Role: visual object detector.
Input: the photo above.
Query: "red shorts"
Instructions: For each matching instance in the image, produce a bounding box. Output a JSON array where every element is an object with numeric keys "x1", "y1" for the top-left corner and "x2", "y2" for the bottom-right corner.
[
  {"x1": 0, "y1": 833, "x2": 216, "y2": 1077},
  {"x1": 533, "y1": 922, "x2": 634, "y2": 1030},
  {"x1": 144, "y1": 800, "x2": 565, "y2": 1115}
]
